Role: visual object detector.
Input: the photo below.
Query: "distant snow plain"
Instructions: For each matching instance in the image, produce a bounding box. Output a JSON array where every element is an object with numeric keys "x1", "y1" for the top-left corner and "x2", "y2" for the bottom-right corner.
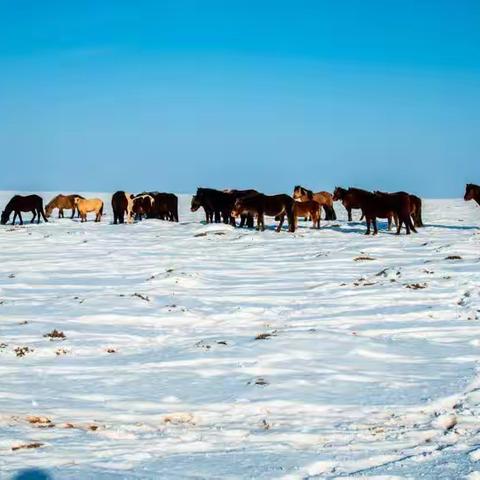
[{"x1": 1, "y1": 192, "x2": 480, "y2": 479}]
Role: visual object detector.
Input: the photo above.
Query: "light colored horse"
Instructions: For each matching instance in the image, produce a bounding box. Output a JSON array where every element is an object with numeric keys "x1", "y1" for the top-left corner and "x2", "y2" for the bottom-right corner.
[{"x1": 74, "y1": 198, "x2": 104, "y2": 222}]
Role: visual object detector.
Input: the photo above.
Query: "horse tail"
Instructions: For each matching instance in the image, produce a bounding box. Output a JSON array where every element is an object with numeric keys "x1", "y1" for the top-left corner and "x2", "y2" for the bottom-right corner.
[
  {"x1": 38, "y1": 198, "x2": 48, "y2": 222},
  {"x1": 173, "y1": 197, "x2": 179, "y2": 222},
  {"x1": 414, "y1": 198, "x2": 424, "y2": 227}
]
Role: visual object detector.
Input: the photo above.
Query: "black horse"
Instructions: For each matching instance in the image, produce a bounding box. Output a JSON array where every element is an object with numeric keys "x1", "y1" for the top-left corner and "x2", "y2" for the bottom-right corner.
[
  {"x1": 191, "y1": 188, "x2": 257, "y2": 227},
  {"x1": 1, "y1": 195, "x2": 48, "y2": 225}
]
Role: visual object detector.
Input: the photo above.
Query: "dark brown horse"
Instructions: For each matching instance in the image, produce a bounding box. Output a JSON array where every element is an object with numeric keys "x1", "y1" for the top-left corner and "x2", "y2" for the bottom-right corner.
[
  {"x1": 224, "y1": 189, "x2": 258, "y2": 227},
  {"x1": 45, "y1": 194, "x2": 84, "y2": 219},
  {"x1": 191, "y1": 194, "x2": 215, "y2": 223},
  {"x1": 375, "y1": 191, "x2": 423, "y2": 228},
  {"x1": 191, "y1": 188, "x2": 233, "y2": 225},
  {"x1": 232, "y1": 193, "x2": 295, "y2": 232},
  {"x1": 1, "y1": 195, "x2": 48, "y2": 225},
  {"x1": 333, "y1": 186, "x2": 367, "y2": 221},
  {"x1": 148, "y1": 192, "x2": 178, "y2": 222},
  {"x1": 465, "y1": 184, "x2": 480, "y2": 206},
  {"x1": 191, "y1": 188, "x2": 257, "y2": 226},
  {"x1": 111, "y1": 191, "x2": 135, "y2": 224},
  {"x1": 293, "y1": 186, "x2": 336, "y2": 220},
  {"x1": 351, "y1": 189, "x2": 416, "y2": 235}
]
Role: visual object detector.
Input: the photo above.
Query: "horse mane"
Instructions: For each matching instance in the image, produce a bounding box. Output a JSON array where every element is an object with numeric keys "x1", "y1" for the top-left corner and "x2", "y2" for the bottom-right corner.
[
  {"x1": 349, "y1": 187, "x2": 371, "y2": 195},
  {"x1": 45, "y1": 194, "x2": 61, "y2": 209}
]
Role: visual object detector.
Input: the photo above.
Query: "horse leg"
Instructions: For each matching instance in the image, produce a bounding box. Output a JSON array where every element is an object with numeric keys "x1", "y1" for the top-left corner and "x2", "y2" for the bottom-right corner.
[
  {"x1": 396, "y1": 218, "x2": 403, "y2": 235},
  {"x1": 276, "y1": 213, "x2": 285, "y2": 232},
  {"x1": 347, "y1": 208, "x2": 352, "y2": 222},
  {"x1": 387, "y1": 216, "x2": 392, "y2": 231},
  {"x1": 18, "y1": 212, "x2": 23, "y2": 225},
  {"x1": 11, "y1": 212, "x2": 17, "y2": 225},
  {"x1": 257, "y1": 213, "x2": 265, "y2": 231},
  {"x1": 31, "y1": 210, "x2": 36, "y2": 223},
  {"x1": 373, "y1": 218, "x2": 378, "y2": 235},
  {"x1": 365, "y1": 217, "x2": 371, "y2": 235},
  {"x1": 70, "y1": 208, "x2": 75, "y2": 219}
]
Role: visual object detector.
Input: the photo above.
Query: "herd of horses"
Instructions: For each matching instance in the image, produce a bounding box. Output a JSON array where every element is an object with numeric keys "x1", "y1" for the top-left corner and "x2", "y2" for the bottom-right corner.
[{"x1": 1, "y1": 184, "x2": 479, "y2": 235}]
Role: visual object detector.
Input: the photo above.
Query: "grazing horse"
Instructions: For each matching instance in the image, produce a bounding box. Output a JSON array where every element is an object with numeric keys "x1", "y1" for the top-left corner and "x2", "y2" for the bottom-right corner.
[
  {"x1": 1, "y1": 195, "x2": 48, "y2": 225},
  {"x1": 465, "y1": 184, "x2": 480, "y2": 206},
  {"x1": 332, "y1": 186, "x2": 366, "y2": 221},
  {"x1": 111, "y1": 191, "x2": 135, "y2": 224},
  {"x1": 292, "y1": 186, "x2": 336, "y2": 220},
  {"x1": 75, "y1": 198, "x2": 104, "y2": 223},
  {"x1": 45, "y1": 194, "x2": 84, "y2": 219},
  {"x1": 232, "y1": 193, "x2": 295, "y2": 232},
  {"x1": 374, "y1": 191, "x2": 424, "y2": 228},
  {"x1": 293, "y1": 200, "x2": 321, "y2": 229},
  {"x1": 351, "y1": 189, "x2": 415, "y2": 235}
]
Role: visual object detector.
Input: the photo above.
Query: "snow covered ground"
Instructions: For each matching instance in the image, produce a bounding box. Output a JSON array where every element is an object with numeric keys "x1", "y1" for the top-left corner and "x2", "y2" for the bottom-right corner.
[{"x1": 0, "y1": 192, "x2": 480, "y2": 480}]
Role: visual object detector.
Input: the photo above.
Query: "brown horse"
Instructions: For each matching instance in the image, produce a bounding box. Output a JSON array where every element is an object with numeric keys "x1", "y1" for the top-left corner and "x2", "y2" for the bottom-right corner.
[
  {"x1": 375, "y1": 191, "x2": 423, "y2": 228},
  {"x1": 1, "y1": 195, "x2": 48, "y2": 225},
  {"x1": 351, "y1": 189, "x2": 416, "y2": 235},
  {"x1": 293, "y1": 200, "x2": 321, "y2": 229},
  {"x1": 75, "y1": 198, "x2": 104, "y2": 222},
  {"x1": 293, "y1": 186, "x2": 336, "y2": 220},
  {"x1": 232, "y1": 193, "x2": 295, "y2": 232},
  {"x1": 45, "y1": 194, "x2": 84, "y2": 219},
  {"x1": 465, "y1": 184, "x2": 480, "y2": 206},
  {"x1": 332, "y1": 186, "x2": 366, "y2": 221}
]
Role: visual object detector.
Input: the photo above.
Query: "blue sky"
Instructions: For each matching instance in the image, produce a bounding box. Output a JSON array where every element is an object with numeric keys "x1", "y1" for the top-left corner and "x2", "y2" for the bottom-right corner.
[{"x1": 1, "y1": 1, "x2": 479, "y2": 196}]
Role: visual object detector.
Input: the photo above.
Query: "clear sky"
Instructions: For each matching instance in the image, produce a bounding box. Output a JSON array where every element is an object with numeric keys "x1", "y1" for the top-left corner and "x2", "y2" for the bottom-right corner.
[{"x1": 1, "y1": 1, "x2": 479, "y2": 196}]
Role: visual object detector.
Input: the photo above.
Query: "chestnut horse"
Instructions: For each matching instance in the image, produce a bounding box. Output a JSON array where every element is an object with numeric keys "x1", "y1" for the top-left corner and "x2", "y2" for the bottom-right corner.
[
  {"x1": 45, "y1": 194, "x2": 84, "y2": 219},
  {"x1": 1, "y1": 194, "x2": 48, "y2": 225},
  {"x1": 333, "y1": 186, "x2": 366, "y2": 221},
  {"x1": 465, "y1": 184, "x2": 480, "y2": 206},
  {"x1": 293, "y1": 200, "x2": 321, "y2": 229},
  {"x1": 350, "y1": 189, "x2": 416, "y2": 235},
  {"x1": 75, "y1": 198, "x2": 104, "y2": 222},
  {"x1": 292, "y1": 186, "x2": 336, "y2": 220},
  {"x1": 232, "y1": 193, "x2": 295, "y2": 232}
]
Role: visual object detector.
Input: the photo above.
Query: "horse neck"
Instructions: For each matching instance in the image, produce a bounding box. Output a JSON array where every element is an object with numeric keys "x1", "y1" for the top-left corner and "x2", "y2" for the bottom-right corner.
[
  {"x1": 474, "y1": 189, "x2": 480, "y2": 205},
  {"x1": 4, "y1": 202, "x2": 14, "y2": 214}
]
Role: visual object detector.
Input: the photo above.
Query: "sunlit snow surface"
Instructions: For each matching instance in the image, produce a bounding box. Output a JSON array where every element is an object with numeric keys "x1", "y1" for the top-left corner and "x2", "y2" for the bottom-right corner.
[{"x1": 1, "y1": 192, "x2": 480, "y2": 479}]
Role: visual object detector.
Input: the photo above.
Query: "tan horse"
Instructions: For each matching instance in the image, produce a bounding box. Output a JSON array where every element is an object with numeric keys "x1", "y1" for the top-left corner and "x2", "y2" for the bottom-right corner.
[
  {"x1": 293, "y1": 200, "x2": 321, "y2": 229},
  {"x1": 292, "y1": 186, "x2": 337, "y2": 220},
  {"x1": 45, "y1": 194, "x2": 84, "y2": 219},
  {"x1": 74, "y1": 198, "x2": 104, "y2": 222}
]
